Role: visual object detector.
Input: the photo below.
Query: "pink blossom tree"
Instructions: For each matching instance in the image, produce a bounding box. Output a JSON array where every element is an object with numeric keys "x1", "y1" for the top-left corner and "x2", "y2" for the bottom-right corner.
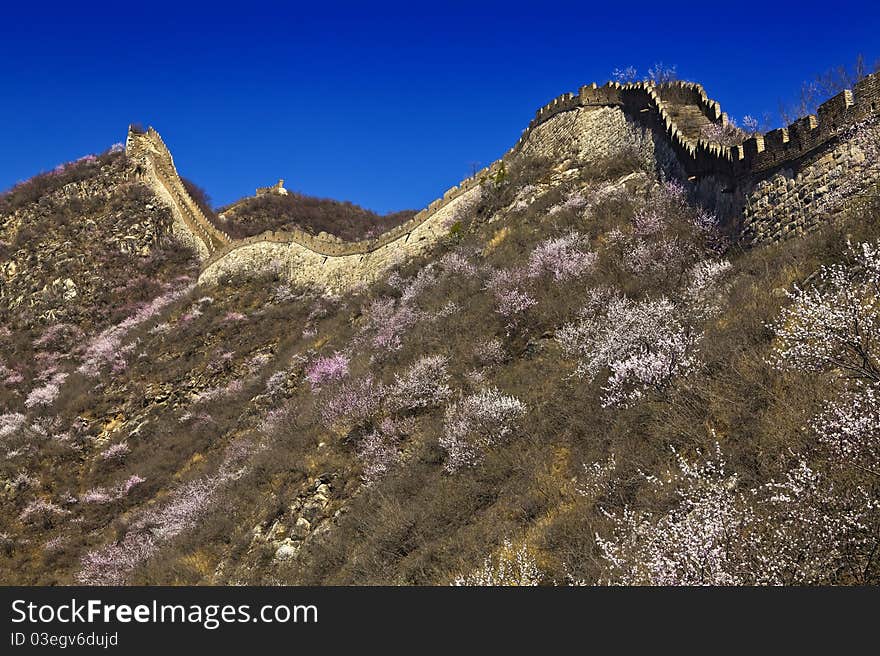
[
  {"x1": 557, "y1": 294, "x2": 700, "y2": 407},
  {"x1": 305, "y1": 352, "x2": 350, "y2": 391},
  {"x1": 441, "y1": 388, "x2": 526, "y2": 472},
  {"x1": 388, "y1": 354, "x2": 452, "y2": 412},
  {"x1": 526, "y1": 232, "x2": 597, "y2": 282}
]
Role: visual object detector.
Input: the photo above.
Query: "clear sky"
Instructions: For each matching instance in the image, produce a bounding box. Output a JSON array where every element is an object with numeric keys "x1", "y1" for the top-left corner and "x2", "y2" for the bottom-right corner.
[{"x1": 2, "y1": 1, "x2": 879, "y2": 214}]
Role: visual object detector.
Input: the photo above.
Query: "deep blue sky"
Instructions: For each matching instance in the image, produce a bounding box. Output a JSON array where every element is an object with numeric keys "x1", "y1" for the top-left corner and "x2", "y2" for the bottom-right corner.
[{"x1": 2, "y1": 1, "x2": 879, "y2": 214}]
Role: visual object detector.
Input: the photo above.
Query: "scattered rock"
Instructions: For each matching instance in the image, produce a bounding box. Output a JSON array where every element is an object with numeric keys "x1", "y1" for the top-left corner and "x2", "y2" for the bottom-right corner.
[
  {"x1": 291, "y1": 517, "x2": 311, "y2": 540},
  {"x1": 274, "y1": 540, "x2": 298, "y2": 560}
]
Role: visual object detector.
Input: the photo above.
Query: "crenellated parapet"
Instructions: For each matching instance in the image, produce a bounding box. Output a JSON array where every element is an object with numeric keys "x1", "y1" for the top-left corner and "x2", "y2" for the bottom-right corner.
[
  {"x1": 731, "y1": 74, "x2": 879, "y2": 174},
  {"x1": 126, "y1": 127, "x2": 231, "y2": 259},
  {"x1": 132, "y1": 69, "x2": 880, "y2": 280}
]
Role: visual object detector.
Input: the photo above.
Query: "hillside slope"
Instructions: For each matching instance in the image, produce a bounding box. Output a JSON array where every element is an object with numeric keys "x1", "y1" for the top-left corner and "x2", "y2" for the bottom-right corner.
[{"x1": 1, "y1": 78, "x2": 879, "y2": 586}]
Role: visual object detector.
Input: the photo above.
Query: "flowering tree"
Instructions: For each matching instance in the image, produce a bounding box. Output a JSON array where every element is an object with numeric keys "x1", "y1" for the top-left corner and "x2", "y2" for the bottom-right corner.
[
  {"x1": 770, "y1": 240, "x2": 880, "y2": 382},
  {"x1": 305, "y1": 352, "x2": 350, "y2": 391},
  {"x1": 320, "y1": 375, "x2": 385, "y2": 428},
  {"x1": 526, "y1": 232, "x2": 597, "y2": 282},
  {"x1": 646, "y1": 62, "x2": 678, "y2": 84},
  {"x1": 438, "y1": 250, "x2": 481, "y2": 278},
  {"x1": 452, "y1": 539, "x2": 542, "y2": 586},
  {"x1": 356, "y1": 430, "x2": 399, "y2": 485},
  {"x1": 19, "y1": 500, "x2": 67, "y2": 527},
  {"x1": 596, "y1": 445, "x2": 755, "y2": 585},
  {"x1": 77, "y1": 439, "x2": 256, "y2": 585},
  {"x1": 812, "y1": 382, "x2": 880, "y2": 476},
  {"x1": 473, "y1": 338, "x2": 506, "y2": 366},
  {"x1": 359, "y1": 297, "x2": 420, "y2": 352},
  {"x1": 356, "y1": 418, "x2": 413, "y2": 485},
  {"x1": 78, "y1": 282, "x2": 194, "y2": 376},
  {"x1": 611, "y1": 66, "x2": 639, "y2": 83},
  {"x1": 100, "y1": 442, "x2": 131, "y2": 462},
  {"x1": 24, "y1": 372, "x2": 67, "y2": 409},
  {"x1": 388, "y1": 354, "x2": 452, "y2": 412},
  {"x1": 595, "y1": 444, "x2": 878, "y2": 585},
  {"x1": 557, "y1": 294, "x2": 700, "y2": 407},
  {"x1": 700, "y1": 119, "x2": 749, "y2": 146},
  {"x1": 440, "y1": 388, "x2": 526, "y2": 472},
  {"x1": 683, "y1": 259, "x2": 732, "y2": 318},
  {"x1": 486, "y1": 268, "x2": 535, "y2": 326}
]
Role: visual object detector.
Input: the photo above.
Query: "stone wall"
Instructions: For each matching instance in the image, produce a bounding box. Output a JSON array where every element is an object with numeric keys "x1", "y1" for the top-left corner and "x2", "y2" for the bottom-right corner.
[
  {"x1": 131, "y1": 71, "x2": 880, "y2": 287},
  {"x1": 192, "y1": 79, "x2": 736, "y2": 286},
  {"x1": 125, "y1": 128, "x2": 231, "y2": 260},
  {"x1": 198, "y1": 186, "x2": 480, "y2": 291},
  {"x1": 741, "y1": 119, "x2": 880, "y2": 242}
]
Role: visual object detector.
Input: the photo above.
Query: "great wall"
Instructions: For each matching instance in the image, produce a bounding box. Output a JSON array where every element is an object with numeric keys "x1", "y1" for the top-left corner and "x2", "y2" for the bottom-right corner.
[{"x1": 125, "y1": 73, "x2": 880, "y2": 291}]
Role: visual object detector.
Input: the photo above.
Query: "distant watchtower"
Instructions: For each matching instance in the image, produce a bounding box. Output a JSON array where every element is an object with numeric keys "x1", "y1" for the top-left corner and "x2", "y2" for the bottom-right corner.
[{"x1": 256, "y1": 179, "x2": 288, "y2": 197}]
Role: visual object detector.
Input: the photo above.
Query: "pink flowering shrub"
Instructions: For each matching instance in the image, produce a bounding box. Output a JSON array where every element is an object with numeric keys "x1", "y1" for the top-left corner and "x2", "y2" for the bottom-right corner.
[
  {"x1": 265, "y1": 371, "x2": 289, "y2": 396},
  {"x1": 77, "y1": 438, "x2": 253, "y2": 585},
  {"x1": 357, "y1": 431, "x2": 399, "y2": 485},
  {"x1": 526, "y1": 232, "x2": 597, "y2": 281},
  {"x1": 700, "y1": 119, "x2": 749, "y2": 146},
  {"x1": 356, "y1": 418, "x2": 413, "y2": 485},
  {"x1": 684, "y1": 259, "x2": 732, "y2": 314},
  {"x1": 223, "y1": 311, "x2": 248, "y2": 322},
  {"x1": 33, "y1": 323, "x2": 81, "y2": 349},
  {"x1": 440, "y1": 388, "x2": 526, "y2": 472},
  {"x1": 34, "y1": 351, "x2": 62, "y2": 380},
  {"x1": 393, "y1": 266, "x2": 439, "y2": 304},
  {"x1": 486, "y1": 268, "x2": 535, "y2": 325},
  {"x1": 194, "y1": 379, "x2": 244, "y2": 404},
  {"x1": 260, "y1": 406, "x2": 290, "y2": 433},
  {"x1": 692, "y1": 208, "x2": 720, "y2": 233},
  {"x1": 246, "y1": 352, "x2": 273, "y2": 373},
  {"x1": 631, "y1": 207, "x2": 665, "y2": 236},
  {"x1": 359, "y1": 297, "x2": 420, "y2": 352},
  {"x1": 596, "y1": 445, "x2": 751, "y2": 585},
  {"x1": 19, "y1": 499, "x2": 67, "y2": 526},
  {"x1": 81, "y1": 474, "x2": 145, "y2": 504},
  {"x1": 305, "y1": 352, "x2": 350, "y2": 391},
  {"x1": 494, "y1": 288, "x2": 537, "y2": 322},
  {"x1": 548, "y1": 190, "x2": 589, "y2": 216},
  {"x1": 101, "y1": 442, "x2": 131, "y2": 462},
  {"x1": 81, "y1": 489, "x2": 114, "y2": 504},
  {"x1": 438, "y1": 250, "x2": 481, "y2": 277},
  {"x1": 576, "y1": 454, "x2": 617, "y2": 500},
  {"x1": 78, "y1": 282, "x2": 194, "y2": 376},
  {"x1": 118, "y1": 474, "x2": 146, "y2": 497},
  {"x1": 622, "y1": 237, "x2": 687, "y2": 277},
  {"x1": 0, "y1": 413, "x2": 27, "y2": 439},
  {"x1": 473, "y1": 338, "x2": 506, "y2": 366},
  {"x1": 24, "y1": 372, "x2": 67, "y2": 409},
  {"x1": 557, "y1": 294, "x2": 700, "y2": 407},
  {"x1": 180, "y1": 306, "x2": 202, "y2": 322},
  {"x1": 4, "y1": 370, "x2": 24, "y2": 386},
  {"x1": 388, "y1": 355, "x2": 452, "y2": 411},
  {"x1": 320, "y1": 375, "x2": 385, "y2": 427}
]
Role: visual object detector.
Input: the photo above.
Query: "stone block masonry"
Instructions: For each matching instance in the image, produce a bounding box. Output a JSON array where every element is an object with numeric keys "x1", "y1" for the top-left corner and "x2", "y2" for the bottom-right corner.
[
  {"x1": 125, "y1": 128, "x2": 230, "y2": 260},
  {"x1": 126, "y1": 70, "x2": 880, "y2": 289}
]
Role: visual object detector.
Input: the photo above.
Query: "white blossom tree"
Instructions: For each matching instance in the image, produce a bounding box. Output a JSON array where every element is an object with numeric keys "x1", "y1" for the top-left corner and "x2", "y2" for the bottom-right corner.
[{"x1": 770, "y1": 240, "x2": 880, "y2": 382}]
